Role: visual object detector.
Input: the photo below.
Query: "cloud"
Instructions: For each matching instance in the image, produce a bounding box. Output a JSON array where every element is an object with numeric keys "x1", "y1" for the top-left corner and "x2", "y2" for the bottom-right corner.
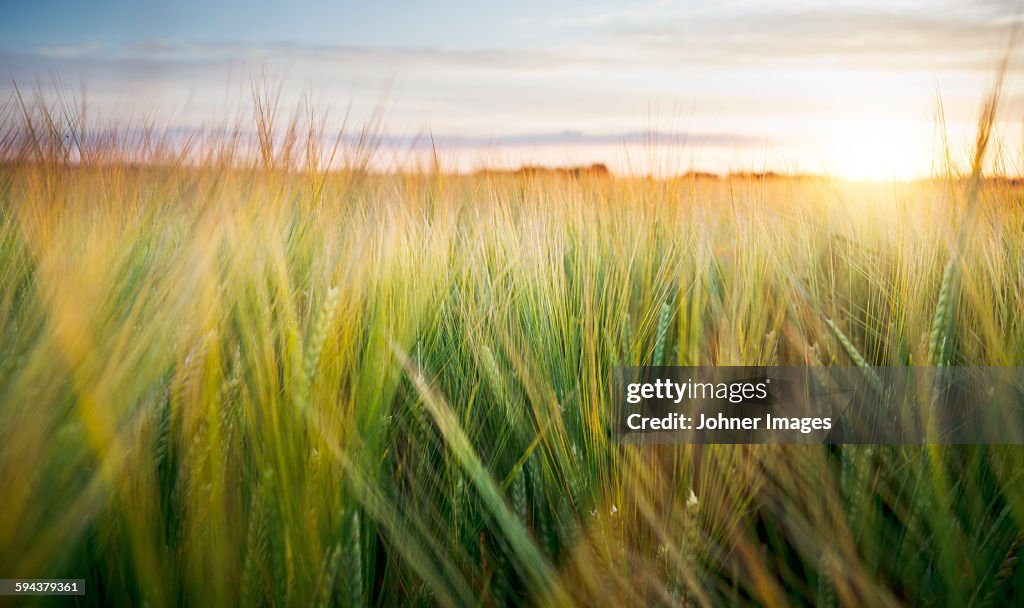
[
  {"x1": 16, "y1": 40, "x2": 580, "y2": 73},
  {"x1": 67, "y1": 125, "x2": 766, "y2": 150},
  {"x1": 553, "y1": 3, "x2": 1021, "y2": 72},
  {"x1": 372, "y1": 129, "x2": 769, "y2": 149},
  {"x1": 35, "y1": 42, "x2": 104, "y2": 59}
]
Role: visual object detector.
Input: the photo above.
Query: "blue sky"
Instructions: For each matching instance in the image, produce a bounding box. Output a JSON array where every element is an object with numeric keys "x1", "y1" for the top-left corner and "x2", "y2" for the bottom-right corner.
[
  {"x1": 3, "y1": 0, "x2": 1022, "y2": 177},
  {"x1": 0, "y1": 1, "x2": 577, "y2": 50}
]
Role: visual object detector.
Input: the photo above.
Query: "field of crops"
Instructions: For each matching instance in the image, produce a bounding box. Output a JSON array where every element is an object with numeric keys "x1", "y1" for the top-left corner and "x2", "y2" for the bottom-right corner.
[{"x1": 2, "y1": 94, "x2": 1024, "y2": 606}]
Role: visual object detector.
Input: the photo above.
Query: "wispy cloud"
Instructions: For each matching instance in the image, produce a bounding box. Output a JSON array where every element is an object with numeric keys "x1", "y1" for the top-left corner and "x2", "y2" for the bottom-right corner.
[
  {"x1": 35, "y1": 42, "x2": 105, "y2": 59},
  {"x1": 550, "y1": 2, "x2": 1021, "y2": 71},
  {"x1": 18, "y1": 40, "x2": 581, "y2": 72},
  {"x1": 374, "y1": 129, "x2": 768, "y2": 149}
]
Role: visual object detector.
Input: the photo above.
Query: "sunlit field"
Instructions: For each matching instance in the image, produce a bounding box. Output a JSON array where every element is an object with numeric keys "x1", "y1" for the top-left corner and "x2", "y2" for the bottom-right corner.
[{"x1": 2, "y1": 89, "x2": 1024, "y2": 607}]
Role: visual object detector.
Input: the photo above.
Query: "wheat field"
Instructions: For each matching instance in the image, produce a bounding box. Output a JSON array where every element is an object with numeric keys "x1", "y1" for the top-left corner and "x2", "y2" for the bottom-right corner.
[{"x1": 1, "y1": 89, "x2": 1024, "y2": 606}]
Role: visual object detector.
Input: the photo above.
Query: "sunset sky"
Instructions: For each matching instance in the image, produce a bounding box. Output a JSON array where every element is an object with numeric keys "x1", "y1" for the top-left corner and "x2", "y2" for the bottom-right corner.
[{"x1": 3, "y1": 0, "x2": 1023, "y2": 178}]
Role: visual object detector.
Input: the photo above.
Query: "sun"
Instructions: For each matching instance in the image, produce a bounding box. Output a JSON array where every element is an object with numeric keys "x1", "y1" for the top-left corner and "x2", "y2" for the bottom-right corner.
[{"x1": 822, "y1": 120, "x2": 932, "y2": 181}]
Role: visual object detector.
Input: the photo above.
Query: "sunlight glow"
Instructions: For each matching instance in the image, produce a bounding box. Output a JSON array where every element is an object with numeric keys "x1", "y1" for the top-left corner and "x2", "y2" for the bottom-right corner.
[{"x1": 822, "y1": 120, "x2": 934, "y2": 181}]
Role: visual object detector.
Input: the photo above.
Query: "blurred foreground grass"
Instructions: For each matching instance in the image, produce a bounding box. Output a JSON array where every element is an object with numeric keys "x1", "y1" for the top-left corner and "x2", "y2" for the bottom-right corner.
[{"x1": 2, "y1": 93, "x2": 1024, "y2": 606}]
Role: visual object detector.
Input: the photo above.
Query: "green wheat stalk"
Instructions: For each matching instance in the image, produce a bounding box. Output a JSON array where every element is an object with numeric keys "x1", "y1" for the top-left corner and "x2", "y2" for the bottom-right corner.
[{"x1": 652, "y1": 302, "x2": 671, "y2": 367}]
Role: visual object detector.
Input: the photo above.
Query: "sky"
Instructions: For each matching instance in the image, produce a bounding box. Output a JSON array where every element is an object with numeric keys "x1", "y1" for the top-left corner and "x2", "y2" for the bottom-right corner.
[{"x1": 3, "y1": 0, "x2": 1024, "y2": 178}]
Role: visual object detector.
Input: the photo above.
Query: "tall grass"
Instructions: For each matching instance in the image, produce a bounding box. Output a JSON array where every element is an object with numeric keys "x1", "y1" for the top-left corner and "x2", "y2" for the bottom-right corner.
[{"x1": 1, "y1": 87, "x2": 1024, "y2": 606}]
